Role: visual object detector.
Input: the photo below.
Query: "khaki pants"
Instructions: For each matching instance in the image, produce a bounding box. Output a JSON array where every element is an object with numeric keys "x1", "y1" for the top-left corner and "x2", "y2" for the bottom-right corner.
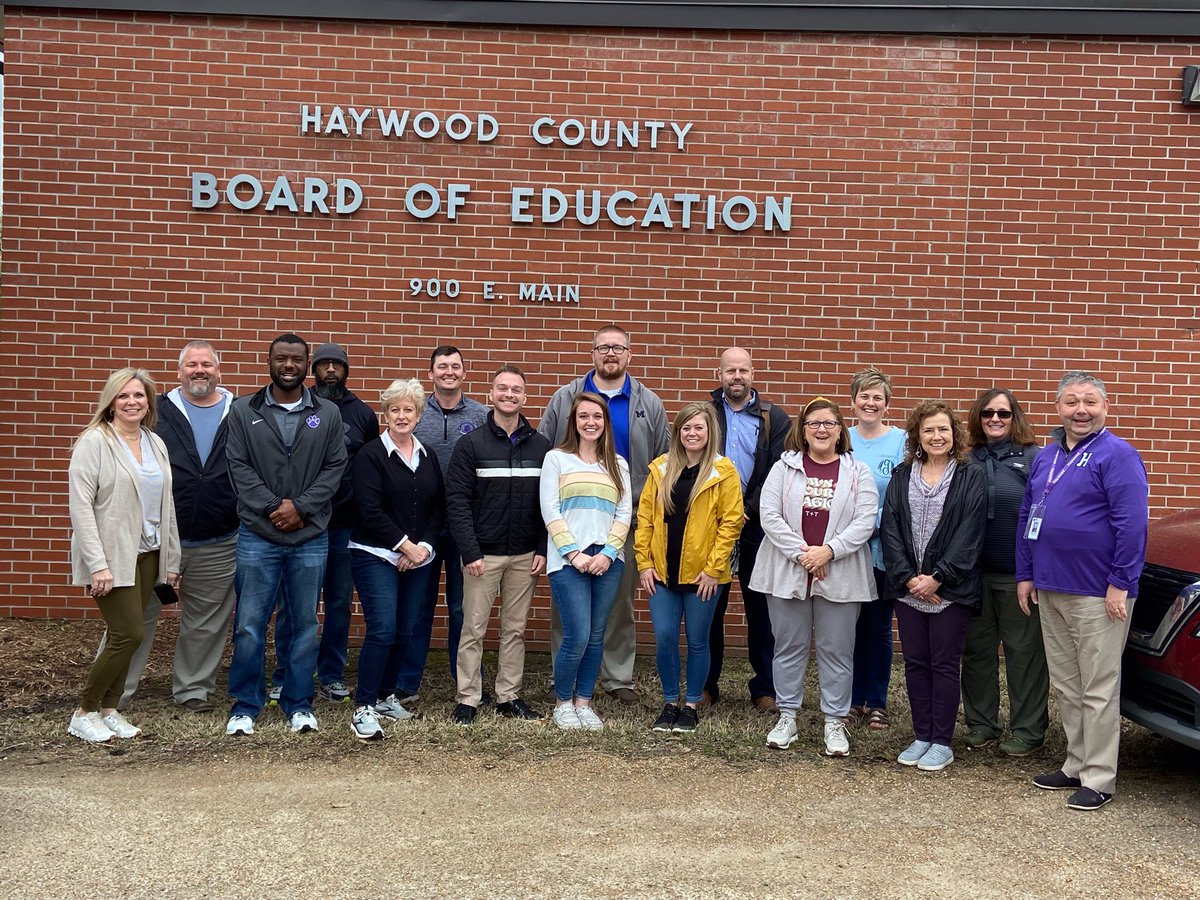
[
  {"x1": 1038, "y1": 590, "x2": 1133, "y2": 794},
  {"x1": 455, "y1": 552, "x2": 538, "y2": 706}
]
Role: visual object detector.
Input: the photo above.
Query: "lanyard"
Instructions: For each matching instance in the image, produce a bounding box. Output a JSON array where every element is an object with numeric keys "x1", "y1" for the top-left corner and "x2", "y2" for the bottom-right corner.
[{"x1": 1039, "y1": 428, "x2": 1104, "y2": 503}]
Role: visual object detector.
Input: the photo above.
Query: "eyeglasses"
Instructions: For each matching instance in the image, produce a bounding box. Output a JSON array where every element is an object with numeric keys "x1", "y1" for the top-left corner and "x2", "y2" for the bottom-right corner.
[
  {"x1": 980, "y1": 409, "x2": 1013, "y2": 420},
  {"x1": 804, "y1": 420, "x2": 840, "y2": 431},
  {"x1": 593, "y1": 344, "x2": 629, "y2": 355}
]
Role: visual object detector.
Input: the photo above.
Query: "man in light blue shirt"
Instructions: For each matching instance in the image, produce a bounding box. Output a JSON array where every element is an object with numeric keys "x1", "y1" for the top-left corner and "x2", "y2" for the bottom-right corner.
[{"x1": 707, "y1": 347, "x2": 792, "y2": 713}]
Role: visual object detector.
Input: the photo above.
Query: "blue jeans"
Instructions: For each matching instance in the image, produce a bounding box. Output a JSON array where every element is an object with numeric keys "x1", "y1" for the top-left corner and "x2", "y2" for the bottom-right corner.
[
  {"x1": 851, "y1": 569, "x2": 895, "y2": 709},
  {"x1": 350, "y1": 549, "x2": 432, "y2": 707},
  {"x1": 228, "y1": 527, "x2": 327, "y2": 718},
  {"x1": 649, "y1": 583, "x2": 719, "y2": 705},
  {"x1": 550, "y1": 547, "x2": 624, "y2": 702},
  {"x1": 394, "y1": 531, "x2": 461, "y2": 693},
  {"x1": 271, "y1": 526, "x2": 353, "y2": 688}
]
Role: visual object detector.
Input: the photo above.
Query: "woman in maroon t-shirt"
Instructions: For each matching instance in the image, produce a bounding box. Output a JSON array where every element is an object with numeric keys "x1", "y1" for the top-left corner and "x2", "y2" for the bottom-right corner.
[{"x1": 748, "y1": 398, "x2": 879, "y2": 758}]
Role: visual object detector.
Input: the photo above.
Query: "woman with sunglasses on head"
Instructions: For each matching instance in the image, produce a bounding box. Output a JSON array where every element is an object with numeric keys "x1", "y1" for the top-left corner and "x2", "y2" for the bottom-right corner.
[
  {"x1": 959, "y1": 390, "x2": 1048, "y2": 757},
  {"x1": 881, "y1": 400, "x2": 985, "y2": 772},
  {"x1": 750, "y1": 398, "x2": 878, "y2": 757}
]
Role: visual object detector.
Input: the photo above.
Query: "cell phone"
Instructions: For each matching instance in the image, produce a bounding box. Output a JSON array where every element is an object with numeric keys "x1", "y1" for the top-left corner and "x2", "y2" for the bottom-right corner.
[{"x1": 153, "y1": 582, "x2": 180, "y2": 606}]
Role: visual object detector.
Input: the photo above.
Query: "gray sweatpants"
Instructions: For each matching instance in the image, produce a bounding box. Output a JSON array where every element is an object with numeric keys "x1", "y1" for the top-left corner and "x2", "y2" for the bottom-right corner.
[{"x1": 767, "y1": 593, "x2": 861, "y2": 718}]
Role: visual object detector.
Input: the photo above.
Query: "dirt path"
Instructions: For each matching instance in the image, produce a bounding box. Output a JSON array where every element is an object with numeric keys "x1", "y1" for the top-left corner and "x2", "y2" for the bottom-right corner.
[{"x1": 3, "y1": 749, "x2": 1198, "y2": 899}]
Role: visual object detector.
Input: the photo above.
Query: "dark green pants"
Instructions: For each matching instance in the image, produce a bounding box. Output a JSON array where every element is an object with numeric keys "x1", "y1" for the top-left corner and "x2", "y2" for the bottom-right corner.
[
  {"x1": 81, "y1": 551, "x2": 157, "y2": 711},
  {"x1": 960, "y1": 572, "x2": 1049, "y2": 743}
]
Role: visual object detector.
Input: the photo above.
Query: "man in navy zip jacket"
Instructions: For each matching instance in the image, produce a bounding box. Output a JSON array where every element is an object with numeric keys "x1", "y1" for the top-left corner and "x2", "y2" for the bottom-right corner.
[
  {"x1": 223, "y1": 334, "x2": 347, "y2": 736},
  {"x1": 114, "y1": 340, "x2": 238, "y2": 713},
  {"x1": 445, "y1": 365, "x2": 551, "y2": 724},
  {"x1": 1016, "y1": 371, "x2": 1148, "y2": 811}
]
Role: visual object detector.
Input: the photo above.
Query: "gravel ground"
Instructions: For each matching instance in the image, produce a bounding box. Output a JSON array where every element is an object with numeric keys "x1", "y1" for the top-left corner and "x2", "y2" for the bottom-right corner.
[
  {"x1": 2, "y1": 619, "x2": 1199, "y2": 898},
  {"x1": 3, "y1": 740, "x2": 1199, "y2": 898}
]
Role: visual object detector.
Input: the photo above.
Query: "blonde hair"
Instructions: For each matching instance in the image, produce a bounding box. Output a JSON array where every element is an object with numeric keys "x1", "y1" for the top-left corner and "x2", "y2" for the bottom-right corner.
[
  {"x1": 557, "y1": 391, "x2": 626, "y2": 506},
  {"x1": 380, "y1": 378, "x2": 426, "y2": 411},
  {"x1": 660, "y1": 402, "x2": 720, "y2": 516},
  {"x1": 82, "y1": 368, "x2": 159, "y2": 438}
]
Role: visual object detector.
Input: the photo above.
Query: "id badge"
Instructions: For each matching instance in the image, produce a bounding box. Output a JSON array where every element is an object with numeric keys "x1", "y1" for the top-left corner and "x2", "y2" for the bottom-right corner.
[{"x1": 1025, "y1": 501, "x2": 1045, "y2": 541}]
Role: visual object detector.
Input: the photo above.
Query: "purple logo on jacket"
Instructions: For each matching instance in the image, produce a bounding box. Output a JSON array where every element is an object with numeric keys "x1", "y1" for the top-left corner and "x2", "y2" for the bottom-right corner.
[{"x1": 306, "y1": 415, "x2": 321, "y2": 429}]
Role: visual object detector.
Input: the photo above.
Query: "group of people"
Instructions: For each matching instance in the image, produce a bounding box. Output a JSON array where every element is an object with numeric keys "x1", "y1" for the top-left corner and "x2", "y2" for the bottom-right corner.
[{"x1": 66, "y1": 326, "x2": 1148, "y2": 811}]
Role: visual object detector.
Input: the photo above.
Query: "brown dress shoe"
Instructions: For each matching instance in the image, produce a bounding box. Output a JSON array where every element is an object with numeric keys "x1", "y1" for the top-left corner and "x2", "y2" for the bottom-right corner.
[
  {"x1": 178, "y1": 697, "x2": 215, "y2": 713},
  {"x1": 753, "y1": 696, "x2": 780, "y2": 715},
  {"x1": 608, "y1": 687, "x2": 640, "y2": 705}
]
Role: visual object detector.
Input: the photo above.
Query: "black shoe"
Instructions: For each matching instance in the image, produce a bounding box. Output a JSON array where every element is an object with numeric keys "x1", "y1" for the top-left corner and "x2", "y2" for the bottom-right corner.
[
  {"x1": 1066, "y1": 787, "x2": 1113, "y2": 810},
  {"x1": 673, "y1": 706, "x2": 700, "y2": 733},
  {"x1": 452, "y1": 703, "x2": 477, "y2": 726},
  {"x1": 496, "y1": 698, "x2": 542, "y2": 721},
  {"x1": 1032, "y1": 770, "x2": 1083, "y2": 791},
  {"x1": 652, "y1": 704, "x2": 680, "y2": 732}
]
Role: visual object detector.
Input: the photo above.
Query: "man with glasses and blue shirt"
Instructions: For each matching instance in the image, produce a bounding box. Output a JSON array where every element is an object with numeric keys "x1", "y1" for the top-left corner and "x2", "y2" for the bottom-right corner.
[
  {"x1": 540, "y1": 325, "x2": 669, "y2": 704},
  {"x1": 223, "y1": 333, "x2": 347, "y2": 736}
]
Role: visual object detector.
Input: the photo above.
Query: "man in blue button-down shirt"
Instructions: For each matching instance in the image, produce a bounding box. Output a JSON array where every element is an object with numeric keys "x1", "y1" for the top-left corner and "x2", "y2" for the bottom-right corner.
[{"x1": 707, "y1": 347, "x2": 792, "y2": 713}]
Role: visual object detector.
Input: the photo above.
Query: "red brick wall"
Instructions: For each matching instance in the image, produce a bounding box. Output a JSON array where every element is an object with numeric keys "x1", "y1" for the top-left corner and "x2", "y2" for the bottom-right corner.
[{"x1": 5, "y1": 12, "x2": 1200, "y2": 653}]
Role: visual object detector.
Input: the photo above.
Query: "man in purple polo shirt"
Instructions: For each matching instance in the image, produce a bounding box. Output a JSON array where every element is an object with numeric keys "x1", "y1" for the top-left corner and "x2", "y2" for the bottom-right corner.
[{"x1": 1016, "y1": 371, "x2": 1148, "y2": 811}]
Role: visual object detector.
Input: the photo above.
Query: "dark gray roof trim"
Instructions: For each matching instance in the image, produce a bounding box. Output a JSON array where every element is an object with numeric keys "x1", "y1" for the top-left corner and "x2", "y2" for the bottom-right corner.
[{"x1": 14, "y1": 1, "x2": 1200, "y2": 37}]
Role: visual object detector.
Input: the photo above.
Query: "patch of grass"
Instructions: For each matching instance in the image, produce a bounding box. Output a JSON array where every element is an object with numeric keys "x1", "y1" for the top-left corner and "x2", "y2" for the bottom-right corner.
[{"x1": 3, "y1": 616, "x2": 1184, "y2": 784}]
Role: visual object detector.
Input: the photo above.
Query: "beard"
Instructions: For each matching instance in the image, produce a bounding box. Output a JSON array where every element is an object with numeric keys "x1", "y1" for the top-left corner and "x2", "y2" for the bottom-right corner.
[
  {"x1": 184, "y1": 378, "x2": 215, "y2": 399},
  {"x1": 314, "y1": 379, "x2": 348, "y2": 400}
]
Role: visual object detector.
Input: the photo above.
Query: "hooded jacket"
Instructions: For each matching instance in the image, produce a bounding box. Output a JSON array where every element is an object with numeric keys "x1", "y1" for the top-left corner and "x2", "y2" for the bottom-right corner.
[
  {"x1": 747, "y1": 451, "x2": 878, "y2": 603},
  {"x1": 539, "y1": 372, "x2": 668, "y2": 503},
  {"x1": 156, "y1": 386, "x2": 238, "y2": 543},
  {"x1": 634, "y1": 454, "x2": 744, "y2": 586}
]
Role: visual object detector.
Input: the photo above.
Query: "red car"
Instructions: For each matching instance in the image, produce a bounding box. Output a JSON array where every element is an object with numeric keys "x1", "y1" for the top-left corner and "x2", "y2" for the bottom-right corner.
[{"x1": 1121, "y1": 508, "x2": 1200, "y2": 750}]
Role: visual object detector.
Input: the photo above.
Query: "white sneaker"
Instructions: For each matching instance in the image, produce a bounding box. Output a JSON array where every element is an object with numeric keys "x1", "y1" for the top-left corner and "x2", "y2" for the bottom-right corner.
[
  {"x1": 553, "y1": 702, "x2": 582, "y2": 730},
  {"x1": 350, "y1": 706, "x2": 384, "y2": 742},
  {"x1": 374, "y1": 694, "x2": 415, "y2": 721},
  {"x1": 68, "y1": 711, "x2": 116, "y2": 743},
  {"x1": 226, "y1": 715, "x2": 255, "y2": 736},
  {"x1": 766, "y1": 712, "x2": 798, "y2": 749},
  {"x1": 101, "y1": 710, "x2": 142, "y2": 739},
  {"x1": 290, "y1": 710, "x2": 319, "y2": 733},
  {"x1": 823, "y1": 717, "x2": 850, "y2": 757},
  {"x1": 397, "y1": 692, "x2": 419, "y2": 705},
  {"x1": 575, "y1": 705, "x2": 604, "y2": 731},
  {"x1": 225, "y1": 714, "x2": 255, "y2": 736}
]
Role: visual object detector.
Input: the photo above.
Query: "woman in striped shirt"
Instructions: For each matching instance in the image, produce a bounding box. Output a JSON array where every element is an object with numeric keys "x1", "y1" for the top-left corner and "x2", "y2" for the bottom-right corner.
[{"x1": 540, "y1": 392, "x2": 633, "y2": 731}]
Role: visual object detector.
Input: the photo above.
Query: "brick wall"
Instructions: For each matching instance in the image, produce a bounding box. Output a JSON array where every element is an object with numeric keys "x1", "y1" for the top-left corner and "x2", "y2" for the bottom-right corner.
[{"x1": 4, "y1": 12, "x2": 1200, "y2": 652}]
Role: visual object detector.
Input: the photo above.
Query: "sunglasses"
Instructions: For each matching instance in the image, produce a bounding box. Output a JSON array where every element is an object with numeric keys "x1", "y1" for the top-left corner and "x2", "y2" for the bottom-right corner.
[{"x1": 980, "y1": 409, "x2": 1013, "y2": 420}]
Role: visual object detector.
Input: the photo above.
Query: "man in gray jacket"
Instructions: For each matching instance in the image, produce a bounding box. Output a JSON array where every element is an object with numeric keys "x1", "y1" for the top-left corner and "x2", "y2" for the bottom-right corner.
[
  {"x1": 539, "y1": 325, "x2": 668, "y2": 703},
  {"x1": 223, "y1": 334, "x2": 347, "y2": 736}
]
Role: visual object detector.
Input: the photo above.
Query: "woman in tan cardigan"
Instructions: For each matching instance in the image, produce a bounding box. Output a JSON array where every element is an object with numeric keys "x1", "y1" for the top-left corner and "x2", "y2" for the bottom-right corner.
[{"x1": 68, "y1": 368, "x2": 180, "y2": 742}]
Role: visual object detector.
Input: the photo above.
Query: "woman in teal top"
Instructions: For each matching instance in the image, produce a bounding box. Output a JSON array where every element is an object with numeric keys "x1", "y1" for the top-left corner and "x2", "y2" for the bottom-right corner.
[{"x1": 846, "y1": 367, "x2": 906, "y2": 729}]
